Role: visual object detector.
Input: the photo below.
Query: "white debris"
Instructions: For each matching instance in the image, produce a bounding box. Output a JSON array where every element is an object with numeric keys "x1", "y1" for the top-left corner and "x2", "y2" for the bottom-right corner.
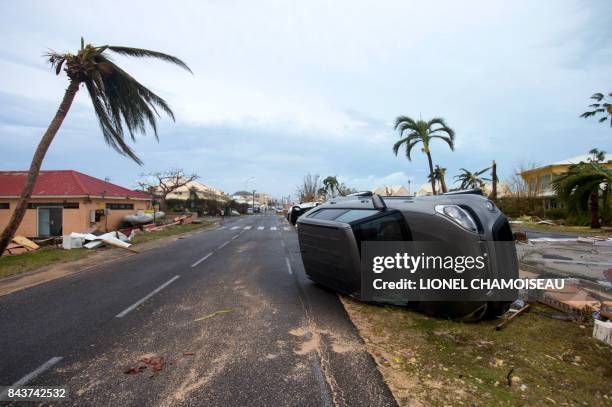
[
  {"x1": 65, "y1": 231, "x2": 135, "y2": 251},
  {"x1": 593, "y1": 320, "x2": 612, "y2": 347}
]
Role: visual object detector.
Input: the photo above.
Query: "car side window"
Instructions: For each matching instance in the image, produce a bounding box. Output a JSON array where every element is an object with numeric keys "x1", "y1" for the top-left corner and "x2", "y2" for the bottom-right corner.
[
  {"x1": 352, "y1": 211, "x2": 411, "y2": 247},
  {"x1": 309, "y1": 208, "x2": 349, "y2": 220}
]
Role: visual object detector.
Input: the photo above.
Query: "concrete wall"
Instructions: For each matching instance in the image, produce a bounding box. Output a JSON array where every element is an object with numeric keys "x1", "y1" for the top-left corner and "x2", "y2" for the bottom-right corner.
[{"x1": 0, "y1": 197, "x2": 150, "y2": 237}]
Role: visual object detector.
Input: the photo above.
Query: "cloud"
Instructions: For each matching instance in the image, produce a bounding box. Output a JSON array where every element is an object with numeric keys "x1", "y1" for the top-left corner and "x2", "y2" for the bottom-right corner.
[{"x1": 0, "y1": 0, "x2": 611, "y2": 200}]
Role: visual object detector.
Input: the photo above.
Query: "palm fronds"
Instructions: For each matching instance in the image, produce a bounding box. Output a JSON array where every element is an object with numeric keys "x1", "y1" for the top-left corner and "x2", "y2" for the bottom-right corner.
[
  {"x1": 580, "y1": 91, "x2": 612, "y2": 127},
  {"x1": 47, "y1": 39, "x2": 191, "y2": 164}
]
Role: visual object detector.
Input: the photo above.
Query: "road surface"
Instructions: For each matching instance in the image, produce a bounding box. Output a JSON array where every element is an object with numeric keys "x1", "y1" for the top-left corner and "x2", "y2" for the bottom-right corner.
[{"x1": 0, "y1": 213, "x2": 396, "y2": 406}]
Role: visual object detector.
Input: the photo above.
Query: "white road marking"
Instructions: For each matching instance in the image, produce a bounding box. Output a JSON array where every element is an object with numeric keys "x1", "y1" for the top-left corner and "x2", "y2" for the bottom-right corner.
[
  {"x1": 191, "y1": 252, "x2": 213, "y2": 268},
  {"x1": 230, "y1": 226, "x2": 240, "y2": 230},
  {"x1": 270, "y1": 227, "x2": 277, "y2": 231},
  {"x1": 285, "y1": 257, "x2": 293, "y2": 274},
  {"x1": 1, "y1": 357, "x2": 63, "y2": 394},
  {"x1": 231, "y1": 234, "x2": 240, "y2": 240},
  {"x1": 243, "y1": 226, "x2": 252, "y2": 230},
  {"x1": 116, "y1": 275, "x2": 181, "y2": 318},
  {"x1": 280, "y1": 240, "x2": 285, "y2": 248},
  {"x1": 283, "y1": 227, "x2": 290, "y2": 231},
  {"x1": 217, "y1": 241, "x2": 230, "y2": 250},
  {"x1": 257, "y1": 226, "x2": 264, "y2": 230},
  {"x1": 217, "y1": 226, "x2": 226, "y2": 230}
]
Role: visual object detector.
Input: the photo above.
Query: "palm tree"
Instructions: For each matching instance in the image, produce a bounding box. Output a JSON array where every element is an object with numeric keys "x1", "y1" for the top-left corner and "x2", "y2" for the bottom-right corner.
[
  {"x1": 580, "y1": 92, "x2": 612, "y2": 127},
  {"x1": 428, "y1": 165, "x2": 448, "y2": 193},
  {"x1": 553, "y1": 161, "x2": 611, "y2": 229},
  {"x1": 454, "y1": 167, "x2": 492, "y2": 190},
  {"x1": 0, "y1": 38, "x2": 191, "y2": 256},
  {"x1": 320, "y1": 176, "x2": 341, "y2": 199},
  {"x1": 392, "y1": 116, "x2": 455, "y2": 195}
]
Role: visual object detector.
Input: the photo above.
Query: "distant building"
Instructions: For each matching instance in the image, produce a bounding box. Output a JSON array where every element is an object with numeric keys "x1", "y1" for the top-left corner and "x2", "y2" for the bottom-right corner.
[
  {"x1": 232, "y1": 191, "x2": 271, "y2": 207},
  {"x1": 166, "y1": 180, "x2": 229, "y2": 202},
  {"x1": 414, "y1": 181, "x2": 510, "y2": 197},
  {"x1": 520, "y1": 154, "x2": 612, "y2": 209},
  {"x1": 372, "y1": 185, "x2": 410, "y2": 196},
  {"x1": 0, "y1": 170, "x2": 151, "y2": 237}
]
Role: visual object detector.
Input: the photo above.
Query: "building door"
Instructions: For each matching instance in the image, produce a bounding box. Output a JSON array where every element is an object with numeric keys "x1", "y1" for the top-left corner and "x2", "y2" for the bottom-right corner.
[{"x1": 38, "y1": 207, "x2": 63, "y2": 236}]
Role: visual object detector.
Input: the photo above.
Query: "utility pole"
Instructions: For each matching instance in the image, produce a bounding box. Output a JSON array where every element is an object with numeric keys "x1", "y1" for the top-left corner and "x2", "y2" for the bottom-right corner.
[
  {"x1": 407, "y1": 180, "x2": 411, "y2": 196},
  {"x1": 491, "y1": 160, "x2": 497, "y2": 201},
  {"x1": 252, "y1": 189, "x2": 256, "y2": 214}
]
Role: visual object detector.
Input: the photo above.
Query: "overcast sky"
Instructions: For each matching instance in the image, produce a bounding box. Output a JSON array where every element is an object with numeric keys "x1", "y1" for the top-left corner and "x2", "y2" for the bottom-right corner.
[{"x1": 0, "y1": 0, "x2": 610, "y2": 199}]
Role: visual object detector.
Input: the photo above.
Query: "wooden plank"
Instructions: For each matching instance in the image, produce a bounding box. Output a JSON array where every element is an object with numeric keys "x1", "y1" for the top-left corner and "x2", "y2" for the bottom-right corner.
[{"x1": 12, "y1": 235, "x2": 39, "y2": 250}]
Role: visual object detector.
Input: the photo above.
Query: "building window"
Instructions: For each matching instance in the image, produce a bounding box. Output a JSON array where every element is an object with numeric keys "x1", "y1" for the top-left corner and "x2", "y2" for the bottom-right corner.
[
  {"x1": 106, "y1": 203, "x2": 134, "y2": 210},
  {"x1": 0, "y1": 203, "x2": 9, "y2": 209},
  {"x1": 27, "y1": 202, "x2": 79, "y2": 209}
]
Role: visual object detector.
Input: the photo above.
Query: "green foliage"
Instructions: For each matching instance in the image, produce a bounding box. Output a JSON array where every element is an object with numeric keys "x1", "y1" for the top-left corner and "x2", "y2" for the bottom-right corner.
[
  {"x1": 47, "y1": 38, "x2": 191, "y2": 164},
  {"x1": 453, "y1": 167, "x2": 491, "y2": 190},
  {"x1": 496, "y1": 197, "x2": 546, "y2": 218},
  {"x1": 392, "y1": 116, "x2": 455, "y2": 195},
  {"x1": 580, "y1": 92, "x2": 612, "y2": 127},
  {"x1": 553, "y1": 157, "x2": 611, "y2": 227},
  {"x1": 544, "y1": 208, "x2": 566, "y2": 220}
]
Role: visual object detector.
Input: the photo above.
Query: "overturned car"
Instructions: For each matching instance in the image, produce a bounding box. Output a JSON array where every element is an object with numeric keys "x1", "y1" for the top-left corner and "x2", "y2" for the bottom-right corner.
[
  {"x1": 287, "y1": 202, "x2": 321, "y2": 226},
  {"x1": 296, "y1": 190, "x2": 518, "y2": 320}
]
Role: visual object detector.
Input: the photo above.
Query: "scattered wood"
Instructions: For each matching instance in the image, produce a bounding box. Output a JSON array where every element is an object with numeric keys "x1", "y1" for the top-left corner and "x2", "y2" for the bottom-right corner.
[
  {"x1": 496, "y1": 304, "x2": 530, "y2": 331},
  {"x1": 13, "y1": 236, "x2": 39, "y2": 250}
]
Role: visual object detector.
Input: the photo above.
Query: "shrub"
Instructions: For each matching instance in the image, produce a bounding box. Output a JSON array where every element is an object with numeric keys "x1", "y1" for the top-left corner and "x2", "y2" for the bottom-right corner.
[{"x1": 544, "y1": 208, "x2": 566, "y2": 220}]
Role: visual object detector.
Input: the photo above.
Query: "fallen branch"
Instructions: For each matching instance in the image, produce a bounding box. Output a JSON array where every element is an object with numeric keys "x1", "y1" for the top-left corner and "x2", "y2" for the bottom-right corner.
[{"x1": 496, "y1": 304, "x2": 530, "y2": 331}]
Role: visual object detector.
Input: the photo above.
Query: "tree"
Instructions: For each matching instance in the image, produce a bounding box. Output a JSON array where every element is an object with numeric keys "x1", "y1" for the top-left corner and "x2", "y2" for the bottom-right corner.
[
  {"x1": 0, "y1": 38, "x2": 191, "y2": 256},
  {"x1": 454, "y1": 167, "x2": 492, "y2": 190},
  {"x1": 393, "y1": 116, "x2": 455, "y2": 195},
  {"x1": 428, "y1": 165, "x2": 448, "y2": 193},
  {"x1": 137, "y1": 169, "x2": 199, "y2": 210},
  {"x1": 553, "y1": 157, "x2": 611, "y2": 229},
  {"x1": 580, "y1": 92, "x2": 612, "y2": 127},
  {"x1": 318, "y1": 176, "x2": 356, "y2": 200},
  {"x1": 296, "y1": 174, "x2": 321, "y2": 202}
]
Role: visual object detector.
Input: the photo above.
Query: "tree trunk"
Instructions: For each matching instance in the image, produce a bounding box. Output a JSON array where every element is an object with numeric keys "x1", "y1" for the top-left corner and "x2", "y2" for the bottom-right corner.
[
  {"x1": 491, "y1": 160, "x2": 497, "y2": 201},
  {"x1": 426, "y1": 152, "x2": 437, "y2": 195},
  {"x1": 0, "y1": 81, "x2": 79, "y2": 256},
  {"x1": 589, "y1": 190, "x2": 600, "y2": 229},
  {"x1": 440, "y1": 175, "x2": 448, "y2": 193}
]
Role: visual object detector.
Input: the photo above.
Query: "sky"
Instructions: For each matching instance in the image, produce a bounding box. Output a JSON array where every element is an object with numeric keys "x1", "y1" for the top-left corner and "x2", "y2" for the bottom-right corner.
[{"x1": 0, "y1": 0, "x2": 610, "y2": 200}]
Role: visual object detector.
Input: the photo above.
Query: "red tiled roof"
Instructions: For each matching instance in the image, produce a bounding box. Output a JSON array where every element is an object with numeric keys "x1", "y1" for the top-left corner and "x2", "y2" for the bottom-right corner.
[{"x1": 0, "y1": 170, "x2": 150, "y2": 199}]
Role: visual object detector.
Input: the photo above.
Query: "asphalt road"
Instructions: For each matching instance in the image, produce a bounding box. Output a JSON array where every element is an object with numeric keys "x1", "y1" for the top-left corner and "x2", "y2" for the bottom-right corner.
[{"x1": 0, "y1": 213, "x2": 396, "y2": 407}]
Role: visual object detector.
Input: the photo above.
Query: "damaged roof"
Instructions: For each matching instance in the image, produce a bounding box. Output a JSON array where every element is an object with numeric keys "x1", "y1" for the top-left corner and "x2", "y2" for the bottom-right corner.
[{"x1": 0, "y1": 170, "x2": 151, "y2": 199}]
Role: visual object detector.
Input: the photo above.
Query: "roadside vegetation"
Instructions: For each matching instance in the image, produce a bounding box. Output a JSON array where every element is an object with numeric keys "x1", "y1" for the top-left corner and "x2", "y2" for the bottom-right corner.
[
  {"x1": 0, "y1": 222, "x2": 213, "y2": 279},
  {"x1": 341, "y1": 297, "x2": 612, "y2": 407},
  {"x1": 0, "y1": 247, "x2": 90, "y2": 278}
]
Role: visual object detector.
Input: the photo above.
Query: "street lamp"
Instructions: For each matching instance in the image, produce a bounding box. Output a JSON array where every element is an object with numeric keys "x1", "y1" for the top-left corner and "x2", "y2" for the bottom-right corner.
[
  {"x1": 244, "y1": 177, "x2": 255, "y2": 192},
  {"x1": 252, "y1": 189, "x2": 256, "y2": 214}
]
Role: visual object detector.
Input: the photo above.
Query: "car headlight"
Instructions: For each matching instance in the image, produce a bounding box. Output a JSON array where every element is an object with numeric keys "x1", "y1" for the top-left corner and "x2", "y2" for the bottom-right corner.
[{"x1": 435, "y1": 205, "x2": 478, "y2": 232}]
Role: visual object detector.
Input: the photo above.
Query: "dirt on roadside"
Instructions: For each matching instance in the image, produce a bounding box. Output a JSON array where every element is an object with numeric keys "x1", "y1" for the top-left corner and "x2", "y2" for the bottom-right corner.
[{"x1": 339, "y1": 295, "x2": 612, "y2": 407}]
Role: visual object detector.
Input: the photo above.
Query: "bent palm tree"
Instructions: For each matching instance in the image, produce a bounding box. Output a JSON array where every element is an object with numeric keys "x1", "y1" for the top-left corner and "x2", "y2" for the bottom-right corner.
[
  {"x1": 580, "y1": 92, "x2": 612, "y2": 128},
  {"x1": 392, "y1": 116, "x2": 455, "y2": 195},
  {"x1": 0, "y1": 38, "x2": 191, "y2": 256},
  {"x1": 454, "y1": 167, "x2": 491, "y2": 190},
  {"x1": 553, "y1": 158, "x2": 611, "y2": 229},
  {"x1": 320, "y1": 176, "x2": 341, "y2": 199}
]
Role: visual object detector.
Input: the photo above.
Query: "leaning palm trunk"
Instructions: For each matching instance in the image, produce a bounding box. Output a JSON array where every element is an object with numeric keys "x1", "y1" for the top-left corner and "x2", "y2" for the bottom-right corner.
[
  {"x1": 0, "y1": 81, "x2": 79, "y2": 255},
  {"x1": 439, "y1": 176, "x2": 448, "y2": 193},
  {"x1": 426, "y1": 152, "x2": 437, "y2": 195}
]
